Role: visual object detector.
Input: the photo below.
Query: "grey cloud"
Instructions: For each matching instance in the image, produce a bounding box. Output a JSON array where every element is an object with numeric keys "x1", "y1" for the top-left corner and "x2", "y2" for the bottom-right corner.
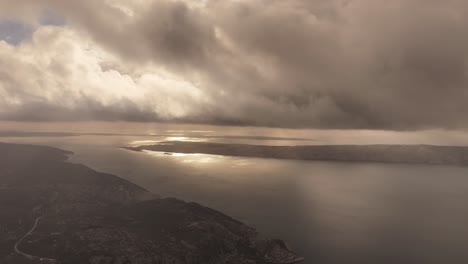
[
  {"x1": 0, "y1": 20, "x2": 33, "y2": 45},
  {"x1": 1, "y1": 0, "x2": 468, "y2": 130},
  {"x1": 0, "y1": 99, "x2": 159, "y2": 122}
]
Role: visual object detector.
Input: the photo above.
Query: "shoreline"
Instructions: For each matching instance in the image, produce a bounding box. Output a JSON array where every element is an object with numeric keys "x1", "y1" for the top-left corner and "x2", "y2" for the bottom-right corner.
[{"x1": 0, "y1": 142, "x2": 303, "y2": 264}]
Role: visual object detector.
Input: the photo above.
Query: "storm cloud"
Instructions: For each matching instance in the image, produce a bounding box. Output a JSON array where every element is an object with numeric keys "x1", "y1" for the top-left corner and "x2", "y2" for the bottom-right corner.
[{"x1": 0, "y1": 0, "x2": 467, "y2": 129}]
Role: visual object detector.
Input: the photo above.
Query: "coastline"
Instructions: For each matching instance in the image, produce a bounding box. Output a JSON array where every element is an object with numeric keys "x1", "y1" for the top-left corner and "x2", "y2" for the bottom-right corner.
[
  {"x1": 125, "y1": 142, "x2": 468, "y2": 167},
  {"x1": 0, "y1": 142, "x2": 303, "y2": 264}
]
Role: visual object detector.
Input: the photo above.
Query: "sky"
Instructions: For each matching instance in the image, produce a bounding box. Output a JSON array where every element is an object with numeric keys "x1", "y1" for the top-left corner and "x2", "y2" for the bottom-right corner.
[{"x1": 0, "y1": 0, "x2": 467, "y2": 130}]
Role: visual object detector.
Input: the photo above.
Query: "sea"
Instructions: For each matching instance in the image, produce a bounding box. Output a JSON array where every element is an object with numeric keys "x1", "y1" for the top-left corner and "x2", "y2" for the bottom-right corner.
[{"x1": 2, "y1": 121, "x2": 468, "y2": 264}]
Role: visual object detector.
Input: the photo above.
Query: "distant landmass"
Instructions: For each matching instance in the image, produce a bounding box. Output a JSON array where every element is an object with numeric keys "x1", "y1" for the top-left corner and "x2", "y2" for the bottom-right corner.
[
  {"x1": 0, "y1": 142, "x2": 303, "y2": 264},
  {"x1": 125, "y1": 142, "x2": 468, "y2": 166},
  {"x1": 0, "y1": 130, "x2": 312, "y2": 141}
]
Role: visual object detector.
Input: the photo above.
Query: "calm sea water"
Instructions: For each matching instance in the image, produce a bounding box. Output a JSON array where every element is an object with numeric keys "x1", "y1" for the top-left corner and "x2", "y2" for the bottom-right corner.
[{"x1": 3, "y1": 122, "x2": 468, "y2": 264}]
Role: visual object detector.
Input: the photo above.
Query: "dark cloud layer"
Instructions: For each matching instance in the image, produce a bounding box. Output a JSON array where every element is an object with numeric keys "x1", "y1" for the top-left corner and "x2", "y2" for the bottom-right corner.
[{"x1": 0, "y1": 0, "x2": 468, "y2": 130}]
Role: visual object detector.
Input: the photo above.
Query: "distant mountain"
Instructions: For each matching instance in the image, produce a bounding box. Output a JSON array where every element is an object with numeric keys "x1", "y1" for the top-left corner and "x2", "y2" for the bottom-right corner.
[
  {"x1": 0, "y1": 143, "x2": 302, "y2": 264},
  {"x1": 126, "y1": 142, "x2": 468, "y2": 166}
]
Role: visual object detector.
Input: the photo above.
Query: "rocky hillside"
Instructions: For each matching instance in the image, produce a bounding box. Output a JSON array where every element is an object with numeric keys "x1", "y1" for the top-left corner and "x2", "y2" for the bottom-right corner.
[{"x1": 0, "y1": 143, "x2": 303, "y2": 264}]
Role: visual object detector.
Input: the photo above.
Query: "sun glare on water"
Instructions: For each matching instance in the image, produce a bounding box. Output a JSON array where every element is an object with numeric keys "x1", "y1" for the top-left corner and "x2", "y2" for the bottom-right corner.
[{"x1": 142, "y1": 150, "x2": 224, "y2": 164}]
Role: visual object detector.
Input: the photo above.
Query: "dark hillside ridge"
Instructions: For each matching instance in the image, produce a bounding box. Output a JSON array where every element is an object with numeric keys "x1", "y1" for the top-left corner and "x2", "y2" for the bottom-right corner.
[{"x1": 0, "y1": 142, "x2": 302, "y2": 264}]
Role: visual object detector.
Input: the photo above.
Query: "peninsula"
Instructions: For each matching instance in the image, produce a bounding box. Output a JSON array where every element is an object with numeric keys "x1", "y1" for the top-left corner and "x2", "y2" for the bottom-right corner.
[
  {"x1": 0, "y1": 142, "x2": 303, "y2": 264},
  {"x1": 125, "y1": 142, "x2": 468, "y2": 166}
]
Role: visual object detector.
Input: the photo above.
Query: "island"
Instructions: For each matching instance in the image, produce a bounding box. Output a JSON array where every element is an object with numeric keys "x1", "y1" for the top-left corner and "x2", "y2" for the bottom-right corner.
[
  {"x1": 0, "y1": 142, "x2": 303, "y2": 264},
  {"x1": 125, "y1": 142, "x2": 468, "y2": 166}
]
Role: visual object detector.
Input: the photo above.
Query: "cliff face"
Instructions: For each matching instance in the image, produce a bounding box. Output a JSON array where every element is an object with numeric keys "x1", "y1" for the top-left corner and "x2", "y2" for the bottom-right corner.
[
  {"x1": 0, "y1": 143, "x2": 302, "y2": 264},
  {"x1": 126, "y1": 142, "x2": 468, "y2": 166}
]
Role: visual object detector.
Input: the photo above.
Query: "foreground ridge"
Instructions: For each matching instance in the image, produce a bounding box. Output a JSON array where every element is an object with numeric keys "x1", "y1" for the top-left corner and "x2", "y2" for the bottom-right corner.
[{"x1": 0, "y1": 142, "x2": 303, "y2": 264}]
